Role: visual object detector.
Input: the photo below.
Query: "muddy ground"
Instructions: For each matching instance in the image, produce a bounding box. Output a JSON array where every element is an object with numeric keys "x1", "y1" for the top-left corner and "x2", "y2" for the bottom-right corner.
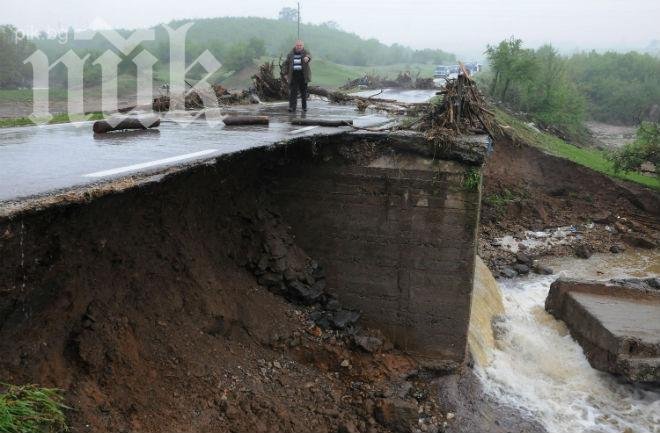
[
  {"x1": 0, "y1": 130, "x2": 657, "y2": 433},
  {"x1": 479, "y1": 136, "x2": 659, "y2": 278},
  {"x1": 0, "y1": 137, "x2": 547, "y2": 433}
]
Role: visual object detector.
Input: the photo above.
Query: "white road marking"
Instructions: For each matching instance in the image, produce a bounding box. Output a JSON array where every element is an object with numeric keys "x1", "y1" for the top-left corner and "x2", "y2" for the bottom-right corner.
[
  {"x1": 289, "y1": 125, "x2": 319, "y2": 134},
  {"x1": 82, "y1": 149, "x2": 218, "y2": 178}
]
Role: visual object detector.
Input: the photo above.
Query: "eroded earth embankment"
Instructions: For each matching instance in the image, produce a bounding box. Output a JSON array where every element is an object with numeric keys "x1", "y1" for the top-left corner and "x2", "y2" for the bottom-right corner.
[
  {"x1": 479, "y1": 135, "x2": 660, "y2": 273},
  {"x1": 0, "y1": 133, "x2": 544, "y2": 433}
]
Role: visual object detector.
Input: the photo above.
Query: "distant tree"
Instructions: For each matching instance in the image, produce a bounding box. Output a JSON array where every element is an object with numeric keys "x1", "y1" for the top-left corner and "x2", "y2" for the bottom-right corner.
[
  {"x1": 278, "y1": 7, "x2": 298, "y2": 22},
  {"x1": 567, "y1": 50, "x2": 660, "y2": 124},
  {"x1": 485, "y1": 37, "x2": 537, "y2": 101},
  {"x1": 483, "y1": 38, "x2": 586, "y2": 138},
  {"x1": 0, "y1": 25, "x2": 37, "y2": 88},
  {"x1": 413, "y1": 48, "x2": 456, "y2": 65},
  {"x1": 222, "y1": 37, "x2": 267, "y2": 72},
  {"x1": 347, "y1": 47, "x2": 367, "y2": 66},
  {"x1": 522, "y1": 44, "x2": 585, "y2": 136},
  {"x1": 321, "y1": 21, "x2": 340, "y2": 30}
]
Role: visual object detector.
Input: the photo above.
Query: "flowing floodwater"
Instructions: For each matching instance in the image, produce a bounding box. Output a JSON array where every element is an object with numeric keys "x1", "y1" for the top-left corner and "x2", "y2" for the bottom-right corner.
[{"x1": 471, "y1": 251, "x2": 660, "y2": 433}]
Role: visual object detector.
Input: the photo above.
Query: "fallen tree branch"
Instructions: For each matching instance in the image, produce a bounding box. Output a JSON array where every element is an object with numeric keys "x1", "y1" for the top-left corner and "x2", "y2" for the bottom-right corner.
[
  {"x1": 93, "y1": 115, "x2": 160, "y2": 134},
  {"x1": 223, "y1": 115, "x2": 270, "y2": 126},
  {"x1": 291, "y1": 118, "x2": 353, "y2": 127}
]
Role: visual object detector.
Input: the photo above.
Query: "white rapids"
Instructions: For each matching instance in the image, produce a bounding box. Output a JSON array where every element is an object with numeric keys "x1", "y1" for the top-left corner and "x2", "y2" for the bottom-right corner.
[{"x1": 470, "y1": 251, "x2": 660, "y2": 433}]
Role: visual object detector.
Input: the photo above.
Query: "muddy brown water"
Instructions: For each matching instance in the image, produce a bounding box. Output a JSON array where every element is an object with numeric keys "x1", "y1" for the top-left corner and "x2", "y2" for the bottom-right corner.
[{"x1": 470, "y1": 250, "x2": 660, "y2": 433}]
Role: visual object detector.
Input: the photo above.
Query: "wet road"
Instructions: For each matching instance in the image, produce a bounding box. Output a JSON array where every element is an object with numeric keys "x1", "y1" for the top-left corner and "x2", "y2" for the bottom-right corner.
[{"x1": 0, "y1": 90, "x2": 435, "y2": 203}]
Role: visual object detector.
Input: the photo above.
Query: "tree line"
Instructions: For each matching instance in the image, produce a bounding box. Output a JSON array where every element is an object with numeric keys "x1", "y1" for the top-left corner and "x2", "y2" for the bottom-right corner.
[
  {"x1": 483, "y1": 36, "x2": 659, "y2": 176},
  {"x1": 0, "y1": 16, "x2": 456, "y2": 90},
  {"x1": 483, "y1": 37, "x2": 660, "y2": 136},
  {"x1": 0, "y1": 25, "x2": 37, "y2": 88}
]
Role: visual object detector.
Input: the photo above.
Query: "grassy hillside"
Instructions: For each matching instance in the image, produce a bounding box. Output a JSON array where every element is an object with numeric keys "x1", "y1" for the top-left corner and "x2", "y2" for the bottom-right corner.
[
  {"x1": 34, "y1": 17, "x2": 455, "y2": 69},
  {"x1": 220, "y1": 57, "x2": 436, "y2": 89},
  {"x1": 496, "y1": 108, "x2": 659, "y2": 190}
]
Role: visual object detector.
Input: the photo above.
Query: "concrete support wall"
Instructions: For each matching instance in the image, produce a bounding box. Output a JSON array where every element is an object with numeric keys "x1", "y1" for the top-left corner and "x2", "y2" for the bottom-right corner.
[
  {"x1": 267, "y1": 151, "x2": 482, "y2": 369},
  {"x1": 0, "y1": 132, "x2": 485, "y2": 371}
]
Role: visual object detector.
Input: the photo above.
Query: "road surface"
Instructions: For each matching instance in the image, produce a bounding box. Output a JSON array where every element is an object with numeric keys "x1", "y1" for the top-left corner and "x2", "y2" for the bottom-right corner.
[{"x1": 0, "y1": 90, "x2": 435, "y2": 204}]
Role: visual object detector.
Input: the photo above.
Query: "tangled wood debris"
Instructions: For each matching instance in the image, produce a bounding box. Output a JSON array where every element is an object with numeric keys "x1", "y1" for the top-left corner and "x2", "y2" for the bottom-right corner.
[
  {"x1": 150, "y1": 60, "x2": 496, "y2": 142},
  {"x1": 339, "y1": 71, "x2": 435, "y2": 90},
  {"x1": 419, "y1": 65, "x2": 499, "y2": 139},
  {"x1": 251, "y1": 59, "x2": 289, "y2": 101},
  {"x1": 152, "y1": 84, "x2": 257, "y2": 111}
]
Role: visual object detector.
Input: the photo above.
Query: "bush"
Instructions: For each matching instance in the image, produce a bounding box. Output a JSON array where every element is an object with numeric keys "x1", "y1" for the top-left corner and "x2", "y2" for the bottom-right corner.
[{"x1": 609, "y1": 122, "x2": 659, "y2": 175}]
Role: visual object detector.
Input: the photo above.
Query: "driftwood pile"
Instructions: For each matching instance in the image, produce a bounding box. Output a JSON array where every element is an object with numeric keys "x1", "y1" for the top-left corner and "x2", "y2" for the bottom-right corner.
[
  {"x1": 153, "y1": 84, "x2": 256, "y2": 111},
  {"x1": 420, "y1": 66, "x2": 498, "y2": 138},
  {"x1": 251, "y1": 60, "x2": 289, "y2": 101},
  {"x1": 339, "y1": 71, "x2": 435, "y2": 91},
  {"x1": 413, "y1": 77, "x2": 435, "y2": 89},
  {"x1": 249, "y1": 62, "x2": 422, "y2": 116}
]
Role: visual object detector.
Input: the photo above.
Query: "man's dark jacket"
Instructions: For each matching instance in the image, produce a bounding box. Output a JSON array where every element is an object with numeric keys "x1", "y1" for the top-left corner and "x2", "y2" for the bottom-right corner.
[{"x1": 283, "y1": 49, "x2": 312, "y2": 83}]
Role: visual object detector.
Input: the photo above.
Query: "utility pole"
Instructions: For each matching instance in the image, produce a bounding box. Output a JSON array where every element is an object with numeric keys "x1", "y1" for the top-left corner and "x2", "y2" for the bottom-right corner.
[{"x1": 297, "y1": 2, "x2": 301, "y2": 39}]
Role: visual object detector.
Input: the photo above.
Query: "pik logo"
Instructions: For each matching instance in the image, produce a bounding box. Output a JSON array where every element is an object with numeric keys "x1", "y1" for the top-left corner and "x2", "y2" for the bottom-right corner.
[{"x1": 24, "y1": 19, "x2": 224, "y2": 128}]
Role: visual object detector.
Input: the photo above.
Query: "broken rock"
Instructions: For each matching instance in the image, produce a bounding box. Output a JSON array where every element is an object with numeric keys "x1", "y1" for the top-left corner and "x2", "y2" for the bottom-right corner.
[
  {"x1": 287, "y1": 280, "x2": 323, "y2": 305},
  {"x1": 609, "y1": 244, "x2": 626, "y2": 254},
  {"x1": 574, "y1": 243, "x2": 593, "y2": 259},
  {"x1": 500, "y1": 267, "x2": 517, "y2": 279},
  {"x1": 533, "y1": 263, "x2": 554, "y2": 275},
  {"x1": 354, "y1": 335, "x2": 384, "y2": 353},
  {"x1": 374, "y1": 398, "x2": 418, "y2": 433},
  {"x1": 513, "y1": 264, "x2": 530, "y2": 275},
  {"x1": 257, "y1": 272, "x2": 283, "y2": 287},
  {"x1": 329, "y1": 309, "x2": 361, "y2": 329}
]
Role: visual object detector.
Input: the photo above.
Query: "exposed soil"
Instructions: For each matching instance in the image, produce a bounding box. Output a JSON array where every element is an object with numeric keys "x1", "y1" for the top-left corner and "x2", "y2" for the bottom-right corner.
[
  {"x1": 2, "y1": 127, "x2": 655, "y2": 432},
  {"x1": 0, "y1": 138, "x2": 542, "y2": 433},
  {"x1": 479, "y1": 135, "x2": 660, "y2": 276}
]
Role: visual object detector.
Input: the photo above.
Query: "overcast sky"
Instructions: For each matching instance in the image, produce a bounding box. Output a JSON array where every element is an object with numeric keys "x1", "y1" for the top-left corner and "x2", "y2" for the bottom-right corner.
[{"x1": 3, "y1": 0, "x2": 659, "y2": 57}]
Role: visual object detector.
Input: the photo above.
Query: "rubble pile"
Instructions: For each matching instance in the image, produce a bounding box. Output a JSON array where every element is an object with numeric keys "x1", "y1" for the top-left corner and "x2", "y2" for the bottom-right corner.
[{"x1": 238, "y1": 209, "x2": 361, "y2": 331}]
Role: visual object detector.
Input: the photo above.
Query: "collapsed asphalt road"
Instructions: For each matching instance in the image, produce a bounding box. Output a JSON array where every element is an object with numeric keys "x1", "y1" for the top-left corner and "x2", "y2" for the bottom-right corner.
[{"x1": 0, "y1": 89, "x2": 436, "y2": 203}]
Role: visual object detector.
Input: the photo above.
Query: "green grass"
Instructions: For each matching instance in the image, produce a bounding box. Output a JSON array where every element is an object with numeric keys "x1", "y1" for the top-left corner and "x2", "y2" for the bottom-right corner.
[
  {"x1": 309, "y1": 59, "x2": 435, "y2": 88},
  {"x1": 217, "y1": 57, "x2": 436, "y2": 89},
  {"x1": 0, "y1": 383, "x2": 68, "y2": 433},
  {"x1": 0, "y1": 89, "x2": 69, "y2": 104},
  {"x1": 0, "y1": 112, "x2": 104, "y2": 129},
  {"x1": 495, "y1": 108, "x2": 660, "y2": 190},
  {"x1": 463, "y1": 167, "x2": 482, "y2": 191}
]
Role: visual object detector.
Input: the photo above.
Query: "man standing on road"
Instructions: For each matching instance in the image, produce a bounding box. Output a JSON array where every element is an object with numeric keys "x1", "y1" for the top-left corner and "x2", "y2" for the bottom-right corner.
[{"x1": 283, "y1": 40, "x2": 312, "y2": 112}]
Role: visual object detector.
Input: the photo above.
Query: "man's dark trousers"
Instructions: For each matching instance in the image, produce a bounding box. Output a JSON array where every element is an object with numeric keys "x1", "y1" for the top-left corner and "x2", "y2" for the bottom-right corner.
[{"x1": 289, "y1": 71, "x2": 307, "y2": 111}]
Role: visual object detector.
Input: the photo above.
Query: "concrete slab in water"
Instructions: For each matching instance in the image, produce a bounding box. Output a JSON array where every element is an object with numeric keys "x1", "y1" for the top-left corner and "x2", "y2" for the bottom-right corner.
[{"x1": 546, "y1": 277, "x2": 660, "y2": 383}]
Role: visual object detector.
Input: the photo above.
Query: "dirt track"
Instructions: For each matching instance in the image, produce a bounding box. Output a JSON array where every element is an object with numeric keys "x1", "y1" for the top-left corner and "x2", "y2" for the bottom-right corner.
[{"x1": 1, "y1": 130, "x2": 657, "y2": 432}]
